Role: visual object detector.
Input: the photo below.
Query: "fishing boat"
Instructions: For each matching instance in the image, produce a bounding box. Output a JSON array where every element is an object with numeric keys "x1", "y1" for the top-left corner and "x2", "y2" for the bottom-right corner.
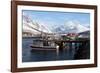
[{"x1": 30, "y1": 45, "x2": 59, "y2": 52}]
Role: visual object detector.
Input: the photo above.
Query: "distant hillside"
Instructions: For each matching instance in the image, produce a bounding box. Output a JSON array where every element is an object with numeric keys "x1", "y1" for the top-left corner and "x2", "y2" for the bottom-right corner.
[
  {"x1": 78, "y1": 31, "x2": 90, "y2": 35},
  {"x1": 78, "y1": 30, "x2": 90, "y2": 38}
]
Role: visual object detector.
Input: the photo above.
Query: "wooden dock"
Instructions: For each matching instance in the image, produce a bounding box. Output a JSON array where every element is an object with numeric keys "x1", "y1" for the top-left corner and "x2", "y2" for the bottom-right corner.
[{"x1": 31, "y1": 38, "x2": 89, "y2": 51}]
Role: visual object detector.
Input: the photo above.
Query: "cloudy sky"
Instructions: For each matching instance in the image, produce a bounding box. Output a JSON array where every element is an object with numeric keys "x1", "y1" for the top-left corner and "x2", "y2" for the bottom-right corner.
[{"x1": 22, "y1": 10, "x2": 90, "y2": 31}]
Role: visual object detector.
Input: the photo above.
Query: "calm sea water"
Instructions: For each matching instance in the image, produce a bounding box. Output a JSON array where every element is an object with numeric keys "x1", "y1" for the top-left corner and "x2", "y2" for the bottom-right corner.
[{"x1": 22, "y1": 37, "x2": 89, "y2": 62}]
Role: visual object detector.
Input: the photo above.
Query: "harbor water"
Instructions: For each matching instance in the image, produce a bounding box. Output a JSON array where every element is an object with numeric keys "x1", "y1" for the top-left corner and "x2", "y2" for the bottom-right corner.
[{"x1": 22, "y1": 37, "x2": 90, "y2": 62}]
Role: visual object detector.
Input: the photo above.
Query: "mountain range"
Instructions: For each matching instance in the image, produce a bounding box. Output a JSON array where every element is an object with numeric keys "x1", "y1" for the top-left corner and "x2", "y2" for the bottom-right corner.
[
  {"x1": 53, "y1": 21, "x2": 90, "y2": 33},
  {"x1": 22, "y1": 14, "x2": 90, "y2": 35}
]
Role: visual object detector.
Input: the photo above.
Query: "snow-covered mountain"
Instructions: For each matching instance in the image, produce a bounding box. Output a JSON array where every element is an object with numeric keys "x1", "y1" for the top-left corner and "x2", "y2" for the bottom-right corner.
[
  {"x1": 53, "y1": 21, "x2": 90, "y2": 33},
  {"x1": 22, "y1": 14, "x2": 52, "y2": 35},
  {"x1": 23, "y1": 14, "x2": 90, "y2": 35}
]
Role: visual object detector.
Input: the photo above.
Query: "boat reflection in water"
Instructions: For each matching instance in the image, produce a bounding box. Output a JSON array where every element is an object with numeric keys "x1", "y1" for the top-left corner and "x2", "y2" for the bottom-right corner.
[{"x1": 22, "y1": 36, "x2": 90, "y2": 62}]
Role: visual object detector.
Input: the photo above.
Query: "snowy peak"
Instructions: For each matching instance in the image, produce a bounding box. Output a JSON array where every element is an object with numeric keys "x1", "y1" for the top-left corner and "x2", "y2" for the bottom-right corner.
[
  {"x1": 22, "y1": 14, "x2": 52, "y2": 34},
  {"x1": 65, "y1": 21, "x2": 89, "y2": 33},
  {"x1": 53, "y1": 21, "x2": 89, "y2": 33}
]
